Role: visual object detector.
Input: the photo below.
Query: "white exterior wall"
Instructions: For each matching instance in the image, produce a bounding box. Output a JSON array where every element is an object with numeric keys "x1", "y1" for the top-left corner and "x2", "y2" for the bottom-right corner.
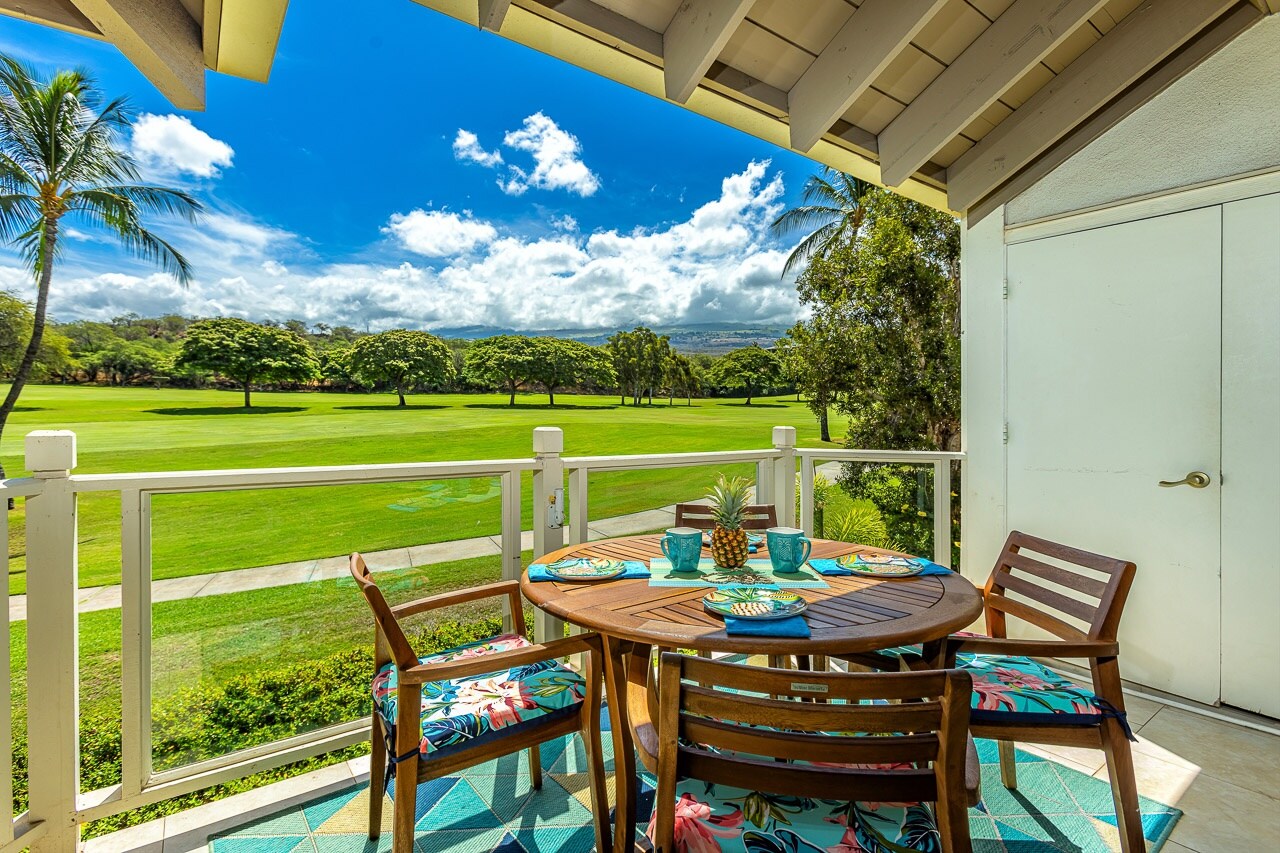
[
  {"x1": 961, "y1": 14, "x2": 1280, "y2": 710},
  {"x1": 1007, "y1": 15, "x2": 1280, "y2": 224}
]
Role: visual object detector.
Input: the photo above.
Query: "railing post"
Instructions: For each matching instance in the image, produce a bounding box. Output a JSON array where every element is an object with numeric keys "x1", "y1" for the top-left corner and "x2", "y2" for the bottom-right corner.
[
  {"x1": 24, "y1": 431, "x2": 80, "y2": 852},
  {"x1": 755, "y1": 458, "x2": 774, "y2": 512},
  {"x1": 531, "y1": 428, "x2": 567, "y2": 642},
  {"x1": 566, "y1": 467, "x2": 588, "y2": 545},
  {"x1": 933, "y1": 459, "x2": 952, "y2": 568},
  {"x1": 499, "y1": 468, "x2": 522, "y2": 633},
  {"x1": 799, "y1": 453, "x2": 816, "y2": 537},
  {"x1": 772, "y1": 426, "x2": 797, "y2": 528}
]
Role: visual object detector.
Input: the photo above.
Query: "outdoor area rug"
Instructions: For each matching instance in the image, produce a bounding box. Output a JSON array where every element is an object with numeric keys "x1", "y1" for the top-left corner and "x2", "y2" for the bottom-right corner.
[{"x1": 209, "y1": 732, "x2": 1181, "y2": 852}]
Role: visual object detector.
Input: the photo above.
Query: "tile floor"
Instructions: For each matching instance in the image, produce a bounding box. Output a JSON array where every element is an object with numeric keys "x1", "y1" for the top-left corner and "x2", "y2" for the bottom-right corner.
[{"x1": 85, "y1": 682, "x2": 1280, "y2": 852}]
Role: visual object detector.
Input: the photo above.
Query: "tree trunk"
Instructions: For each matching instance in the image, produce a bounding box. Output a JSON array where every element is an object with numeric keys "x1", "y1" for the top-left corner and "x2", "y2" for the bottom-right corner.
[
  {"x1": 686, "y1": 392, "x2": 691, "y2": 406},
  {"x1": 243, "y1": 380, "x2": 252, "y2": 408},
  {"x1": 819, "y1": 407, "x2": 830, "y2": 442},
  {"x1": 397, "y1": 384, "x2": 406, "y2": 407},
  {"x1": 548, "y1": 387, "x2": 555, "y2": 406},
  {"x1": 745, "y1": 384, "x2": 753, "y2": 405},
  {"x1": 509, "y1": 382, "x2": 516, "y2": 406},
  {"x1": 0, "y1": 222, "x2": 57, "y2": 493}
]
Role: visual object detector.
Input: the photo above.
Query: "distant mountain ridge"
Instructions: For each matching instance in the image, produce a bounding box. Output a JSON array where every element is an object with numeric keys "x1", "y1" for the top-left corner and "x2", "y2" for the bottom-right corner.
[{"x1": 430, "y1": 322, "x2": 791, "y2": 354}]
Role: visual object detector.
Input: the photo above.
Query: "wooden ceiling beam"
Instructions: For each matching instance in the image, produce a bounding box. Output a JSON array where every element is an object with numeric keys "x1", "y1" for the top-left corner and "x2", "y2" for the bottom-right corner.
[
  {"x1": 946, "y1": 0, "x2": 1241, "y2": 212},
  {"x1": 787, "y1": 0, "x2": 947, "y2": 154},
  {"x1": 662, "y1": 0, "x2": 754, "y2": 104},
  {"x1": 68, "y1": 0, "x2": 204, "y2": 109},
  {"x1": 0, "y1": 0, "x2": 99, "y2": 36},
  {"x1": 478, "y1": 0, "x2": 512, "y2": 32},
  {"x1": 878, "y1": 0, "x2": 1110, "y2": 188},
  {"x1": 965, "y1": 2, "x2": 1262, "y2": 223}
]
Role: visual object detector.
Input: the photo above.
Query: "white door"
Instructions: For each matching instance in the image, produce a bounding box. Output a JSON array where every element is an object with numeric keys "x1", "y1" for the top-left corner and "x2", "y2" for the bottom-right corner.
[
  {"x1": 1221, "y1": 194, "x2": 1280, "y2": 717},
  {"x1": 1005, "y1": 207, "x2": 1223, "y2": 705}
]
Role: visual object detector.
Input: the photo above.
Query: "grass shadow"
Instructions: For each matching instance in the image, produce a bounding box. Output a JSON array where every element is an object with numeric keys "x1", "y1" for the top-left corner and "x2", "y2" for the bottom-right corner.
[
  {"x1": 463, "y1": 403, "x2": 620, "y2": 411},
  {"x1": 335, "y1": 404, "x2": 449, "y2": 411},
  {"x1": 146, "y1": 406, "x2": 306, "y2": 416},
  {"x1": 715, "y1": 401, "x2": 790, "y2": 408},
  {"x1": 11, "y1": 406, "x2": 47, "y2": 412}
]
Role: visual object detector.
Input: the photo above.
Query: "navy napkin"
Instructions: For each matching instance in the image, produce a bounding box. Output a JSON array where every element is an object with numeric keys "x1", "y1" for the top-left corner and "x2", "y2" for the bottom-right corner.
[
  {"x1": 722, "y1": 614, "x2": 811, "y2": 637},
  {"x1": 528, "y1": 560, "x2": 650, "y2": 582},
  {"x1": 809, "y1": 557, "x2": 951, "y2": 577}
]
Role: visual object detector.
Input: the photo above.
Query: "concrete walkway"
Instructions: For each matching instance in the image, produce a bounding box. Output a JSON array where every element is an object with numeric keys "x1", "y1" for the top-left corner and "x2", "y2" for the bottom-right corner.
[{"x1": 7, "y1": 505, "x2": 680, "y2": 623}]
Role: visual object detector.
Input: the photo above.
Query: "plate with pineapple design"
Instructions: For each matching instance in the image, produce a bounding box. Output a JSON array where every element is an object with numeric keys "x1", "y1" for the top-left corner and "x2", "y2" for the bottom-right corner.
[
  {"x1": 702, "y1": 587, "x2": 808, "y2": 621},
  {"x1": 545, "y1": 558, "x2": 628, "y2": 581},
  {"x1": 836, "y1": 553, "x2": 926, "y2": 577}
]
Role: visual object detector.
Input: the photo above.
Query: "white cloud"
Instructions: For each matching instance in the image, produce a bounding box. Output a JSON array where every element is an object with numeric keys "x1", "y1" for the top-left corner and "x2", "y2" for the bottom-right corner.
[
  {"x1": 550, "y1": 214, "x2": 578, "y2": 232},
  {"x1": 13, "y1": 162, "x2": 799, "y2": 332},
  {"x1": 501, "y1": 113, "x2": 599, "y2": 197},
  {"x1": 452, "y1": 129, "x2": 503, "y2": 167},
  {"x1": 383, "y1": 209, "x2": 499, "y2": 257},
  {"x1": 130, "y1": 114, "x2": 234, "y2": 179}
]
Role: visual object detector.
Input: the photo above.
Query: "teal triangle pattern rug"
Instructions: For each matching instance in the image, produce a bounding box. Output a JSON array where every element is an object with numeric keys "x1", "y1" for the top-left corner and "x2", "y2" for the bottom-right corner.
[{"x1": 210, "y1": 736, "x2": 1180, "y2": 852}]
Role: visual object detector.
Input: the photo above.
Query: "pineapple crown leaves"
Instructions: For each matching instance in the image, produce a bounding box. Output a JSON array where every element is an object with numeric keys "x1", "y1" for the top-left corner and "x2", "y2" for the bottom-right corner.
[{"x1": 705, "y1": 474, "x2": 753, "y2": 529}]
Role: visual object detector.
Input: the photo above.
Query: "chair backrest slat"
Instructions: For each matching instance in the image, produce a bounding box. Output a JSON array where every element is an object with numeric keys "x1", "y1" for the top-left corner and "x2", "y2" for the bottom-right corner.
[
  {"x1": 683, "y1": 685, "x2": 944, "y2": 735},
  {"x1": 674, "y1": 503, "x2": 777, "y2": 530},
  {"x1": 678, "y1": 751, "x2": 938, "y2": 803},
  {"x1": 657, "y1": 655, "x2": 970, "y2": 810},
  {"x1": 680, "y1": 717, "x2": 940, "y2": 765},
  {"x1": 986, "y1": 531, "x2": 1136, "y2": 641}
]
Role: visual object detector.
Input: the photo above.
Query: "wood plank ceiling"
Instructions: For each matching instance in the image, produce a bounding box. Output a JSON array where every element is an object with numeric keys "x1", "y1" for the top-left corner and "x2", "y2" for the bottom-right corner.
[
  {"x1": 413, "y1": 0, "x2": 1275, "y2": 216},
  {"x1": 0, "y1": 0, "x2": 288, "y2": 110}
]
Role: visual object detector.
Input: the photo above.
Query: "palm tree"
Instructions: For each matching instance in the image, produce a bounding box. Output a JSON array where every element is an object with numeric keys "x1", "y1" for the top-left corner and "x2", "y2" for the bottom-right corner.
[
  {"x1": 770, "y1": 167, "x2": 873, "y2": 276},
  {"x1": 0, "y1": 56, "x2": 199, "y2": 479}
]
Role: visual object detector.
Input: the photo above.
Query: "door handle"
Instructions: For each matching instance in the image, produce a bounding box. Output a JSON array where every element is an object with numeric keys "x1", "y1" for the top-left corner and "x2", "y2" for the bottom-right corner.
[{"x1": 1158, "y1": 471, "x2": 1211, "y2": 488}]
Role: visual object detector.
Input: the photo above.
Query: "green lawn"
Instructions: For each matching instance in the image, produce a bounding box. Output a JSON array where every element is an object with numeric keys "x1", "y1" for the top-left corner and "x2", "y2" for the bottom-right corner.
[{"x1": 3, "y1": 385, "x2": 842, "y2": 593}]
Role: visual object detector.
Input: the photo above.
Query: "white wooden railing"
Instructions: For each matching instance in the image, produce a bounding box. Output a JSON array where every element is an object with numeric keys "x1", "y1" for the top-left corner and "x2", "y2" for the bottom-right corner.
[{"x1": 1, "y1": 426, "x2": 963, "y2": 852}]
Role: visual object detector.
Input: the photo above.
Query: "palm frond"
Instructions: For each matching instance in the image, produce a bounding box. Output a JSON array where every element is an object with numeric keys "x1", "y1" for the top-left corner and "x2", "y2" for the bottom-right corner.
[
  {"x1": 781, "y1": 222, "x2": 841, "y2": 277},
  {"x1": 0, "y1": 193, "x2": 38, "y2": 245},
  {"x1": 84, "y1": 184, "x2": 201, "y2": 222},
  {"x1": 117, "y1": 226, "x2": 194, "y2": 285}
]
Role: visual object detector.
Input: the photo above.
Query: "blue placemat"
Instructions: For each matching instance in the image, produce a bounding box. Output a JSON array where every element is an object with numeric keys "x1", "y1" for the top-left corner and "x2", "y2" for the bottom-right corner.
[
  {"x1": 648, "y1": 558, "x2": 828, "y2": 588},
  {"x1": 527, "y1": 560, "x2": 650, "y2": 582},
  {"x1": 722, "y1": 614, "x2": 811, "y2": 637},
  {"x1": 809, "y1": 556, "x2": 951, "y2": 577}
]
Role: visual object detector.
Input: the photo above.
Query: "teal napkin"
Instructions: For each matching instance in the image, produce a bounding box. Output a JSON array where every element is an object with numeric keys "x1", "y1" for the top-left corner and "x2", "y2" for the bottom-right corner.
[
  {"x1": 809, "y1": 557, "x2": 951, "y2": 577},
  {"x1": 528, "y1": 560, "x2": 650, "y2": 582},
  {"x1": 722, "y1": 615, "x2": 811, "y2": 637}
]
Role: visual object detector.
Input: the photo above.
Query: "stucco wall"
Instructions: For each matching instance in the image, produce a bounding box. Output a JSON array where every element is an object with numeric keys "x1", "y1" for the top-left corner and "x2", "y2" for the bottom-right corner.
[{"x1": 1006, "y1": 14, "x2": 1280, "y2": 224}]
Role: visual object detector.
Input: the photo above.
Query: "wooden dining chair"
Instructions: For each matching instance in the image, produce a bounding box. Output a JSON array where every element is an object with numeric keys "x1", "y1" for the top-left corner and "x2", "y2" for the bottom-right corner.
[
  {"x1": 674, "y1": 502, "x2": 777, "y2": 529},
  {"x1": 349, "y1": 554, "x2": 609, "y2": 853},
  {"x1": 647, "y1": 653, "x2": 977, "y2": 853},
  {"x1": 838, "y1": 531, "x2": 1144, "y2": 852}
]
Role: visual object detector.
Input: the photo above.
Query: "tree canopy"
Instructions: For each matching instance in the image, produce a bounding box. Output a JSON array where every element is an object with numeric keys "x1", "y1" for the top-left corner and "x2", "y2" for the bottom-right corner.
[
  {"x1": 704, "y1": 344, "x2": 782, "y2": 405},
  {"x1": 606, "y1": 326, "x2": 671, "y2": 406},
  {"x1": 526, "y1": 338, "x2": 615, "y2": 406},
  {"x1": 175, "y1": 318, "x2": 318, "y2": 407},
  {"x1": 464, "y1": 335, "x2": 537, "y2": 406},
  {"x1": 350, "y1": 329, "x2": 453, "y2": 406}
]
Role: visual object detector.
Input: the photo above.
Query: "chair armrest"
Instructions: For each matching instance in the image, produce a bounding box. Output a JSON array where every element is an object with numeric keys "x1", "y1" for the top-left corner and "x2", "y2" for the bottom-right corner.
[
  {"x1": 398, "y1": 633, "x2": 601, "y2": 684},
  {"x1": 964, "y1": 735, "x2": 981, "y2": 807},
  {"x1": 948, "y1": 636, "x2": 1119, "y2": 660},
  {"x1": 391, "y1": 580, "x2": 522, "y2": 620}
]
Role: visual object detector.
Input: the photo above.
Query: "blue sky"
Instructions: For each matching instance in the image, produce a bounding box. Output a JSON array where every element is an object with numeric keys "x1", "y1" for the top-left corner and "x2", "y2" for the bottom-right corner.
[{"x1": 0, "y1": 0, "x2": 820, "y2": 332}]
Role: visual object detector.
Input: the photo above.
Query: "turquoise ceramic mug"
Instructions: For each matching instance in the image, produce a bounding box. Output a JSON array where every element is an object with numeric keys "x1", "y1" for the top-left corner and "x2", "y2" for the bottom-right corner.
[
  {"x1": 660, "y1": 527, "x2": 703, "y2": 572},
  {"x1": 766, "y1": 527, "x2": 812, "y2": 573}
]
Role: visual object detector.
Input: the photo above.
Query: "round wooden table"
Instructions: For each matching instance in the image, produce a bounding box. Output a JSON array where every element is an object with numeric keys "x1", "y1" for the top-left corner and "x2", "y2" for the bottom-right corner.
[{"x1": 521, "y1": 534, "x2": 983, "y2": 852}]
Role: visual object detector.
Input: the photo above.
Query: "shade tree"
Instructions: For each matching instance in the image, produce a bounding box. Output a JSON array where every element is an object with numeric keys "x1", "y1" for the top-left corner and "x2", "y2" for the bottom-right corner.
[
  {"x1": 349, "y1": 329, "x2": 453, "y2": 406},
  {"x1": 705, "y1": 344, "x2": 782, "y2": 405},
  {"x1": 175, "y1": 318, "x2": 318, "y2": 407},
  {"x1": 527, "y1": 338, "x2": 615, "y2": 406},
  {"x1": 464, "y1": 335, "x2": 538, "y2": 406}
]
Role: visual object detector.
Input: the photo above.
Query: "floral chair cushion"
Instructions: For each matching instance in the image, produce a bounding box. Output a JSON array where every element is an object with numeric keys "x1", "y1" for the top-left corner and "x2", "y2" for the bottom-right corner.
[
  {"x1": 648, "y1": 782, "x2": 941, "y2": 853},
  {"x1": 371, "y1": 633, "x2": 585, "y2": 757},
  {"x1": 958, "y1": 654, "x2": 1130, "y2": 734}
]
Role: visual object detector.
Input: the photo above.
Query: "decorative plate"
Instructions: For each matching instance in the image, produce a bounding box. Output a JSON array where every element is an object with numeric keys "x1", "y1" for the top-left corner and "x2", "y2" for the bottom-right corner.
[
  {"x1": 544, "y1": 558, "x2": 627, "y2": 581},
  {"x1": 702, "y1": 587, "x2": 807, "y2": 620},
  {"x1": 836, "y1": 553, "x2": 925, "y2": 577}
]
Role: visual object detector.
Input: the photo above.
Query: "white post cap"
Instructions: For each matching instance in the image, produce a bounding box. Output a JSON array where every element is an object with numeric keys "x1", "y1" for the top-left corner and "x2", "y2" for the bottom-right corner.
[
  {"x1": 25, "y1": 430, "x2": 77, "y2": 475},
  {"x1": 772, "y1": 426, "x2": 797, "y2": 448},
  {"x1": 532, "y1": 426, "x2": 564, "y2": 454}
]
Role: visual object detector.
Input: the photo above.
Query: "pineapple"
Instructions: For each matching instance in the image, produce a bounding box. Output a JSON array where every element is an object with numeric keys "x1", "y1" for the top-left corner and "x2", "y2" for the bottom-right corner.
[{"x1": 706, "y1": 475, "x2": 752, "y2": 568}]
